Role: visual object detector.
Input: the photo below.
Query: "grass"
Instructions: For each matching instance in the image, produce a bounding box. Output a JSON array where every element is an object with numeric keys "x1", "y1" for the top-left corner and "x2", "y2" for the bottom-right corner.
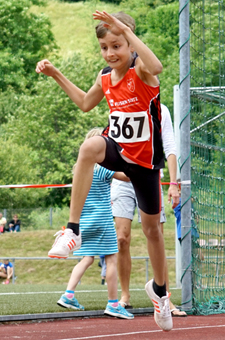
[
  {"x1": 0, "y1": 284, "x2": 182, "y2": 316},
  {"x1": 0, "y1": 190, "x2": 181, "y2": 316},
  {"x1": 0, "y1": 190, "x2": 176, "y2": 286},
  {"x1": 31, "y1": 0, "x2": 127, "y2": 58}
]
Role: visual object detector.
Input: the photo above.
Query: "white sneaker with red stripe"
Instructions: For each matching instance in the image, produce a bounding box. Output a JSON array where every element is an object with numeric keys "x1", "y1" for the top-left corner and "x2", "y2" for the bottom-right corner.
[
  {"x1": 48, "y1": 228, "x2": 81, "y2": 259},
  {"x1": 145, "y1": 279, "x2": 173, "y2": 332}
]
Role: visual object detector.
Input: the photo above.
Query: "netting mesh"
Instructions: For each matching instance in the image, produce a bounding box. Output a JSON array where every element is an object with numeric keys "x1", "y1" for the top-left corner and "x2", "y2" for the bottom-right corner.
[{"x1": 190, "y1": 0, "x2": 225, "y2": 315}]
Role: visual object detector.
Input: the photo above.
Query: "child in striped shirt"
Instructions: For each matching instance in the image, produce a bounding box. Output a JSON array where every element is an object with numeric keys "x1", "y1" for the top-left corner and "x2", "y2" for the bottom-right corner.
[{"x1": 56, "y1": 128, "x2": 133, "y2": 319}]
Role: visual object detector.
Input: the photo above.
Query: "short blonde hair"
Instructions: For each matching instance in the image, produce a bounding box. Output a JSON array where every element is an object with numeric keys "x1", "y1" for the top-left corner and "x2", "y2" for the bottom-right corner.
[{"x1": 85, "y1": 127, "x2": 103, "y2": 140}]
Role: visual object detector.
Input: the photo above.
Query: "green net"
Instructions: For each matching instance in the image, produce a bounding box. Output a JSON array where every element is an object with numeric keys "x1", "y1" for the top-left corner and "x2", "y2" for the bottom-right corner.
[{"x1": 190, "y1": 0, "x2": 225, "y2": 315}]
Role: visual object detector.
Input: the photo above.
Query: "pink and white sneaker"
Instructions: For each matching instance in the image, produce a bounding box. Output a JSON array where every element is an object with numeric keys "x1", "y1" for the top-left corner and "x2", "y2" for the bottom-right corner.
[
  {"x1": 145, "y1": 279, "x2": 173, "y2": 332},
  {"x1": 48, "y1": 227, "x2": 81, "y2": 259},
  {"x1": 2, "y1": 279, "x2": 10, "y2": 285}
]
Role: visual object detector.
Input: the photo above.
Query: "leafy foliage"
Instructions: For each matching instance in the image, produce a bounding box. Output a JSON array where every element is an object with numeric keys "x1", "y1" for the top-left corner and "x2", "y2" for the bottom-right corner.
[
  {"x1": 1, "y1": 53, "x2": 109, "y2": 206},
  {"x1": 0, "y1": 138, "x2": 46, "y2": 208},
  {"x1": 0, "y1": 0, "x2": 57, "y2": 92},
  {"x1": 124, "y1": 0, "x2": 180, "y2": 111},
  {"x1": 0, "y1": 0, "x2": 181, "y2": 208},
  {"x1": 3, "y1": 0, "x2": 220, "y2": 209}
]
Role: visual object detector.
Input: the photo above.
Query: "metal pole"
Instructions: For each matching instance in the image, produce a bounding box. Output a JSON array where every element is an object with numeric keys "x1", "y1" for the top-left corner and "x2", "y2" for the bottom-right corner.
[
  {"x1": 12, "y1": 259, "x2": 15, "y2": 284},
  {"x1": 179, "y1": 0, "x2": 192, "y2": 312},
  {"x1": 174, "y1": 85, "x2": 182, "y2": 289}
]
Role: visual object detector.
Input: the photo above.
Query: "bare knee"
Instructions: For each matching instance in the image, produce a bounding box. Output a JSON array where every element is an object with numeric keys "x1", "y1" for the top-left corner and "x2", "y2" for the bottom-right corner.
[
  {"x1": 82, "y1": 256, "x2": 94, "y2": 267},
  {"x1": 142, "y1": 223, "x2": 162, "y2": 241},
  {"x1": 79, "y1": 140, "x2": 97, "y2": 162},
  {"x1": 105, "y1": 254, "x2": 117, "y2": 266},
  {"x1": 88, "y1": 256, "x2": 95, "y2": 266},
  {"x1": 141, "y1": 211, "x2": 161, "y2": 241},
  {"x1": 117, "y1": 233, "x2": 131, "y2": 251},
  {"x1": 116, "y1": 218, "x2": 131, "y2": 252},
  {"x1": 79, "y1": 136, "x2": 106, "y2": 164}
]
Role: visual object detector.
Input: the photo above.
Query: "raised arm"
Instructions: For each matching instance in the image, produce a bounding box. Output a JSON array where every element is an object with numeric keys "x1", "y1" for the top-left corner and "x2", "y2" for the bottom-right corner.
[{"x1": 36, "y1": 59, "x2": 104, "y2": 112}]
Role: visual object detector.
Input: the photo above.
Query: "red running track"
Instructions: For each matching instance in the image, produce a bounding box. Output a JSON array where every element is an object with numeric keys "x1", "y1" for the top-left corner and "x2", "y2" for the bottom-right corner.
[{"x1": 0, "y1": 314, "x2": 225, "y2": 340}]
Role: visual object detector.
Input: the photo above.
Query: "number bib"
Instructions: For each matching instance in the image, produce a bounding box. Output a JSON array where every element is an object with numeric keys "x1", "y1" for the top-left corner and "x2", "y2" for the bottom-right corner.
[{"x1": 109, "y1": 111, "x2": 150, "y2": 143}]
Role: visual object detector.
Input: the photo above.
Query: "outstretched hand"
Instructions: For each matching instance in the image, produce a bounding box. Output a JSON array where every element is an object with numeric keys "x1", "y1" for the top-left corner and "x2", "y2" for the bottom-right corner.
[
  {"x1": 93, "y1": 10, "x2": 128, "y2": 36},
  {"x1": 35, "y1": 59, "x2": 56, "y2": 77}
]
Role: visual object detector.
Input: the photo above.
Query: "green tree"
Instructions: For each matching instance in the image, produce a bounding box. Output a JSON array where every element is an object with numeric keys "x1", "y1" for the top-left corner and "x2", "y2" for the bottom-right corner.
[
  {"x1": 2, "y1": 53, "x2": 109, "y2": 206},
  {"x1": 130, "y1": 1, "x2": 180, "y2": 112},
  {"x1": 0, "y1": 0, "x2": 57, "y2": 92},
  {"x1": 0, "y1": 0, "x2": 182, "y2": 208},
  {"x1": 0, "y1": 138, "x2": 46, "y2": 209}
]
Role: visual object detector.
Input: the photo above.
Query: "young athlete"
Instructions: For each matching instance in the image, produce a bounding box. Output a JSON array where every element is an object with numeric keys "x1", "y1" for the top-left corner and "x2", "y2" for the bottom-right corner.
[
  {"x1": 36, "y1": 10, "x2": 175, "y2": 331},
  {"x1": 57, "y1": 127, "x2": 133, "y2": 319}
]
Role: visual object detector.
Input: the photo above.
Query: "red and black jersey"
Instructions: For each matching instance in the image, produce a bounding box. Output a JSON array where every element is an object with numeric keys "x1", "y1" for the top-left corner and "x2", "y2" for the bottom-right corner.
[{"x1": 101, "y1": 56, "x2": 164, "y2": 170}]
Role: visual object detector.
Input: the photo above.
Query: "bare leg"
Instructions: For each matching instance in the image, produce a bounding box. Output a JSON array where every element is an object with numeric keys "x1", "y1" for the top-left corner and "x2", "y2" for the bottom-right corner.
[
  {"x1": 7, "y1": 267, "x2": 13, "y2": 281},
  {"x1": 0, "y1": 272, "x2": 7, "y2": 279},
  {"x1": 67, "y1": 256, "x2": 94, "y2": 291},
  {"x1": 69, "y1": 136, "x2": 106, "y2": 223},
  {"x1": 141, "y1": 211, "x2": 165, "y2": 286},
  {"x1": 160, "y1": 222, "x2": 169, "y2": 290},
  {"x1": 160, "y1": 222, "x2": 187, "y2": 315},
  {"x1": 116, "y1": 217, "x2": 132, "y2": 304},
  {"x1": 105, "y1": 254, "x2": 118, "y2": 301}
]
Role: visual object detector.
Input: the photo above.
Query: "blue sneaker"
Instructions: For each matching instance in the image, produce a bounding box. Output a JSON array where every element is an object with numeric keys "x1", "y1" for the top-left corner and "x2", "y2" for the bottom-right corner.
[
  {"x1": 57, "y1": 294, "x2": 84, "y2": 310},
  {"x1": 104, "y1": 303, "x2": 134, "y2": 319}
]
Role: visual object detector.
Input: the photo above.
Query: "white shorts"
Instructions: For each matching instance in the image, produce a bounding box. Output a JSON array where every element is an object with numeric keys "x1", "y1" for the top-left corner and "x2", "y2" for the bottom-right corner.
[{"x1": 111, "y1": 180, "x2": 166, "y2": 223}]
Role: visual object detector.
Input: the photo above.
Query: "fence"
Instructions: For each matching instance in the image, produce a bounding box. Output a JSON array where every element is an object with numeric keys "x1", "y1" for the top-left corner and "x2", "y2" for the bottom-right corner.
[
  {"x1": 0, "y1": 256, "x2": 176, "y2": 286},
  {"x1": 0, "y1": 207, "x2": 67, "y2": 230},
  {"x1": 189, "y1": 0, "x2": 225, "y2": 315}
]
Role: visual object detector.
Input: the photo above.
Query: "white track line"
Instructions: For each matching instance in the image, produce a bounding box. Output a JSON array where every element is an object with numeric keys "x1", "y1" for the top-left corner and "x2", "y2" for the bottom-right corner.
[
  {"x1": 0, "y1": 287, "x2": 179, "y2": 296},
  {"x1": 0, "y1": 288, "x2": 146, "y2": 296},
  {"x1": 53, "y1": 324, "x2": 225, "y2": 340}
]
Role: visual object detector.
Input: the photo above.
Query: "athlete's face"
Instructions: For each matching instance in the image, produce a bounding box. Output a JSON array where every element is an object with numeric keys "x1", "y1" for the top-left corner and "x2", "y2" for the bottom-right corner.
[{"x1": 98, "y1": 32, "x2": 133, "y2": 69}]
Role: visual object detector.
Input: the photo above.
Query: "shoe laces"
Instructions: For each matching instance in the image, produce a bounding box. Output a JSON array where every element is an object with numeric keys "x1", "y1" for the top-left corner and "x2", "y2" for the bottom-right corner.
[
  {"x1": 153, "y1": 292, "x2": 171, "y2": 317},
  {"x1": 51, "y1": 226, "x2": 66, "y2": 246},
  {"x1": 117, "y1": 304, "x2": 130, "y2": 315},
  {"x1": 53, "y1": 226, "x2": 65, "y2": 238},
  {"x1": 54, "y1": 228, "x2": 76, "y2": 247}
]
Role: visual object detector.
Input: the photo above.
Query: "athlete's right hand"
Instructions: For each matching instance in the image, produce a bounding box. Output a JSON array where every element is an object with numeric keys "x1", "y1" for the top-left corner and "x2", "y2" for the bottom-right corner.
[
  {"x1": 93, "y1": 10, "x2": 128, "y2": 36},
  {"x1": 35, "y1": 59, "x2": 56, "y2": 77}
]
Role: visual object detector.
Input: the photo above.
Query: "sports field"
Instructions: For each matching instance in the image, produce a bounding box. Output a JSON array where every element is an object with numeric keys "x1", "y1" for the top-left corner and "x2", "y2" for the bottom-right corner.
[{"x1": 0, "y1": 284, "x2": 182, "y2": 318}]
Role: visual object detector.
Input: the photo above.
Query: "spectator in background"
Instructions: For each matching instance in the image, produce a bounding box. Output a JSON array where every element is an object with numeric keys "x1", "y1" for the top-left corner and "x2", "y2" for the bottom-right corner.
[
  {"x1": 8, "y1": 214, "x2": 21, "y2": 233},
  {"x1": 55, "y1": 128, "x2": 133, "y2": 320},
  {"x1": 0, "y1": 259, "x2": 13, "y2": 284},
  {"x1": 0, "y1": 212, "x2": 7, "y2": 233}
]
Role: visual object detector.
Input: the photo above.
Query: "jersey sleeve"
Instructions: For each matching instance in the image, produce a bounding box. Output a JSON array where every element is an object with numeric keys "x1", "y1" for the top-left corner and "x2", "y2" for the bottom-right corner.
[
  {"x1": 95, "y1": 165, "x2": 115, "y2": 182},
  {"x1": 161, "y1": 104, "x2": 177, "y2": 159}
]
